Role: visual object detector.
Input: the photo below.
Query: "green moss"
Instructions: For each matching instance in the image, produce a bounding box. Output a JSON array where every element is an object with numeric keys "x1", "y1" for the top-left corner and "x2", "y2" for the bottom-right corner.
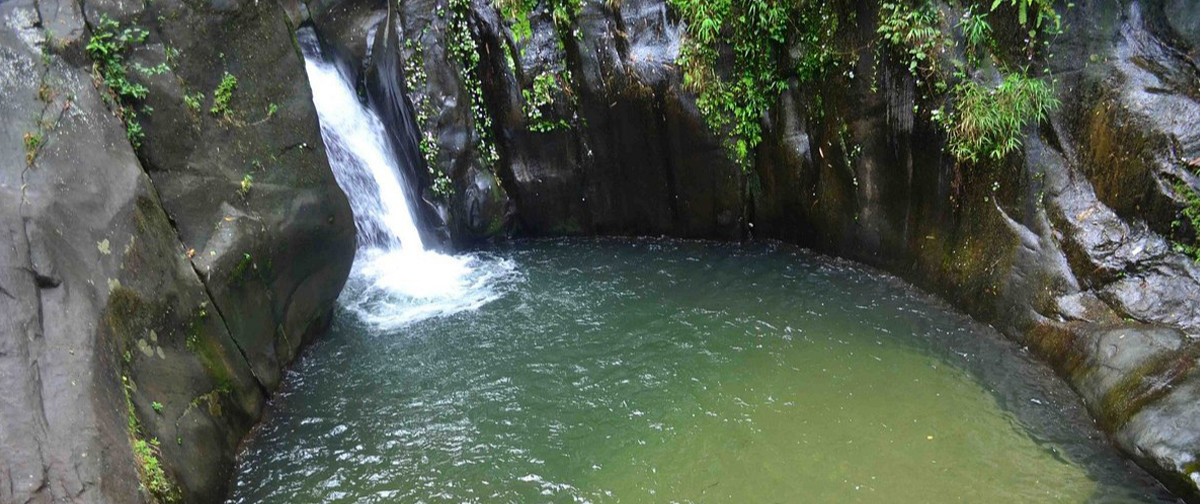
[
  {"x1": 1182, "y1": 458, "x2": 1200, "y2": 476},
  {"x1": 183, "y1": 303, "x2": 238, "y2": 395},
  {"x1": 1100, "y1": 350, "x2": 1197, "y2": 430},
  {"x1": 105, "y1": 287, "x2": 153, "y2": 343},
  {"x1": 1024, "y1": 323, "x2": 1091, "y2": 381},
  {"x1": 486, "y1": 213, "x2": 507, "y2": 236},
  {"x1": 106, "y1": 286, "x2": 179, "y2": 501},
  {"x1": 550, "y1": 218, "x2": 584, "y2": 235},
  {"x1": 188, "y1": 384, "x2": 232, "y2": 418},
  {"x1": 184, "y1": 303, "x2": 208, "y2": 352}
]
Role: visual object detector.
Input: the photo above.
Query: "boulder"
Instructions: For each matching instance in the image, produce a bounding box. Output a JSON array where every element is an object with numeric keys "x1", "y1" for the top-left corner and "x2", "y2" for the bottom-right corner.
[{"x1": 0, "y1": 0, "x2": 354, "y2": 500}]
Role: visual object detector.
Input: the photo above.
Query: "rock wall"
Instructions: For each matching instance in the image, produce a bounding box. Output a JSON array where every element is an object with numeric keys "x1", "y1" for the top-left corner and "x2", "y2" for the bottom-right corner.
[
  {"x1": 0, "y1": 0, "x2": 354, "y2": 501},
  {"x1": 3, "y1": 0, "x2": 1198, "y2": 500},
  {"x1": 318, "y1": 0, "x2": 1200, "y2": 499}
]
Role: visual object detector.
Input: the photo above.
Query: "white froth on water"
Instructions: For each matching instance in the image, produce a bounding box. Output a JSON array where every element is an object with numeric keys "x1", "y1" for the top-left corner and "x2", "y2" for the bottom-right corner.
[
  {"x1": 340, "y1": 249, "x2": 517, "y2": 329},
  {"x1": 299, "y1": 29, "x2": 513, "y2": 329}
]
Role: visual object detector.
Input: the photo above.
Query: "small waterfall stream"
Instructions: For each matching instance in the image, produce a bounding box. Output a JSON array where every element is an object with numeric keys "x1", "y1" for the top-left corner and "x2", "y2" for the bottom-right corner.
[{"x1": 298, "y1": 27, "x2": 514, "y2": 328}]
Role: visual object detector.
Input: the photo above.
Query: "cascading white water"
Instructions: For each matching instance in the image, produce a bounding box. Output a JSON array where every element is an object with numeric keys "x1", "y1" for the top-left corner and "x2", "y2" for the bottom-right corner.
[
  {"x1": 302, "y1": 51, "x2": 425, "y2": 251},
  {"x1": 299, "y1": 29, "x2": 514, "y2": 329}
]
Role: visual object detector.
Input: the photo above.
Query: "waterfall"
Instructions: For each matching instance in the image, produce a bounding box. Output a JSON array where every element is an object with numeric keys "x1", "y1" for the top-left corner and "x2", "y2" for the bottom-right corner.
[
  {"x1": 298, "y1": 30, "x2": 425, "y2": 251},
  {"x1": 298, "y1": 27, "x2": 514, "y2": 329}
]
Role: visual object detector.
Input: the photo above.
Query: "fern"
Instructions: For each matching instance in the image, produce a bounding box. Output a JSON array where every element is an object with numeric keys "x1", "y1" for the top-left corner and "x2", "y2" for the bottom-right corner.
[{"x1": 944, "y1": 72, "x2": 1058, "y2": 162}]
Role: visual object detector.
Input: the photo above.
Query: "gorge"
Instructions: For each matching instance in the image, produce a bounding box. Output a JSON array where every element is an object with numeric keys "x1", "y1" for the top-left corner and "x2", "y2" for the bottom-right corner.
[{"x1": 1, "y1": 0, "x2": 1199, "y2": 502}]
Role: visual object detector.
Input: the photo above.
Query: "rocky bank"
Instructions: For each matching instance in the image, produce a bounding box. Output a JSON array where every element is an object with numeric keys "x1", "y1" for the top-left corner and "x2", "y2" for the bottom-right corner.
[
  {"x1": 2, "y1": 0, "x2": 1200, "y2": 502},
  {"x1": 0, "y1": 0, "x2": 353, "y2": 501},
  {"x1": 313, "y1": 0, "x2": 1200, "y2": 499}
]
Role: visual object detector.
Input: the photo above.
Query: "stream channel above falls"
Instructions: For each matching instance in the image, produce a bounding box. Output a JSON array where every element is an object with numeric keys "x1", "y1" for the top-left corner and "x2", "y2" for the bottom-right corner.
[{"x1": 226, "y1": 238, "x2": 1177, "y2": 503}]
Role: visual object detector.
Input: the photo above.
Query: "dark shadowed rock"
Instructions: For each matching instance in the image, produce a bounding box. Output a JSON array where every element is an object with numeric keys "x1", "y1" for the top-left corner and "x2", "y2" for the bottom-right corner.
[{"x1": 1, "y1": 0, "x2": 354, "y2": 501}]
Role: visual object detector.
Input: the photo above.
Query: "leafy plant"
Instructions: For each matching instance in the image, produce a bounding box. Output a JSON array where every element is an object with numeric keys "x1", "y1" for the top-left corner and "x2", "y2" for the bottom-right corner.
[
  {"x1": 132, "y1": 437, "x2": 174, "y2": 499},
  {"x1": 238, "y1": 173, "x2": 253, "y2": 197},
  {"x1": 23, "y1": 131, "x2": 43, "y2": 165},
  {"x1": 125, "y1": 116, "x2": 144, "y2": 147},
  {"x1": 494, "y1": 0, "x2": 535, "y2": 41},
  {"x1": 875, "y1": 0, "x2": 1061, "y2": 164},
  {"x1": 86, "y1": 16, "x2": 149, "y2": 101},
  {"x1": 210, "y1": 72, "x2": 237, "y2": 118},
  {"x1": 401, "y1": 34, "x2": 454, "y2": 197},
  {"x1": 549, "y1": 0, "x2": 581, "y2": 27},
  {"x1": 990, "y1": 0, "x2": 1059, "y2": 30},
  {"x1": 673, "y1": 0, "x2": 843, "y2": 170},
  {"x1": 448, "y1": 0, "x2": 499, "y2": 170},
  {"x1": 133, "y1": 62, "x2": 170, "y2": 76},
  {"x1": 151, "y1": 401, "x2": 163, "y2": 413},
  {"x1": 941, "y1": 72, "x2": 1058, "y2": 162},
  {"x1": 37, "y1": 83, "x2": 56, "y2": 102},
  {"x1": 493, "y1": 0, "x2": 581, "y2": 135},
  {"x1": 183, "y1": 91, "x2": 204, "y2": 113},
  {"x1": 122, "y1": 376, "x2": 178, "y2": 502},
  {"x1": 959, "y1": 8, "x2": 992, "y2": 64},
  {"x1": 523, "y1": 71, "x2": 572, "y2": 132},
  {"x1": 86, "y1": 14, "x2": 149, "y2": 149},
  {"x1": 1173, "y1": 167, "x2": 1200, "y2": 262},
  {"x1": 877, "y1": 0, "x2": 946, "y2": 80}
]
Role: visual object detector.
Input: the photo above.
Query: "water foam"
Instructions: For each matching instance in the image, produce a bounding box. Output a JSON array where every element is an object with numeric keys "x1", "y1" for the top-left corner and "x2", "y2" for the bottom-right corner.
[
  {"x1": 340, "y1": 250, "x2": 517, "y2": 329},
  {"x1": 299, "y1": 28, "x2": 513, "y2": 329}
]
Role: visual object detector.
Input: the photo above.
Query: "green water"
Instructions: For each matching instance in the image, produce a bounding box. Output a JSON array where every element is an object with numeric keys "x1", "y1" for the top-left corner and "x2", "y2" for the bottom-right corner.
[{"x1": 228, "y1": 240, "x2": 1171, "y2": 503}]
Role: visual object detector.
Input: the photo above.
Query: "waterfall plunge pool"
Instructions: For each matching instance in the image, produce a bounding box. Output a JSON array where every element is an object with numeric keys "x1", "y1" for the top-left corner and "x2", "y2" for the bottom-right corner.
[{"x1": 227, "y1": 239, "x2": 1173, "y2": 503}]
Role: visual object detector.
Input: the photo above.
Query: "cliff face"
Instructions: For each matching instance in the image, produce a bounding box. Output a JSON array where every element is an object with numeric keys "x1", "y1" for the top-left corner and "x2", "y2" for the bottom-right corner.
[
  {"x1": 0, "y1": 0, "x2": 354, "y2": 501},
  {"x1": 316, "y1": 0, "x2": 1200, "y2": 498},
  {"x1": 3, "y1": 0, "x2": 1199, "y2": 500}
]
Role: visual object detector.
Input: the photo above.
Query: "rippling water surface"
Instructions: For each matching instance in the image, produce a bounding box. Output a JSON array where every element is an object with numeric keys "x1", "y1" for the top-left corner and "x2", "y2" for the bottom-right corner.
[{"x1": 228, "y1": 239, "x2": 1173, "y2": 503}]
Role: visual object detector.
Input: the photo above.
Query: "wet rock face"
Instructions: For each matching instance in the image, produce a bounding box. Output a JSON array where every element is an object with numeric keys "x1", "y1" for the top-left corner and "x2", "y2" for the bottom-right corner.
[
  {"x1": 0, "y1": 0, "x2": 353, "y2": 501},
  {"x1": 484, "y1": 0, "x2": 745, "y2": 239},
  {"x1": 317, "y1": 0, "x2": 743, "y2": 241},
  {"x1": 0, "y1": 0, "x2": 1195, "y2": 500},
  {"x1": 314, "y1": 0, "x2": 1200, "y2": 499}
]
